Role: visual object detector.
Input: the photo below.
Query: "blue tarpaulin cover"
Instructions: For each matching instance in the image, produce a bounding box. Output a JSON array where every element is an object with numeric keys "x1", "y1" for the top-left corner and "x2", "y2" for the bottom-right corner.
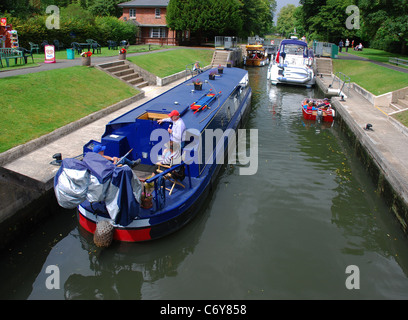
[{"x1": 54, "y1": 152, "x2": 142, "y2": 226}]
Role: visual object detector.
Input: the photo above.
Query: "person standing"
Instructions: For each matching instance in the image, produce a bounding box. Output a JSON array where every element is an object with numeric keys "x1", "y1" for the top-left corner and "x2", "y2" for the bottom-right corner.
[
  {"x1": 339, "y1": 39, "x2": 343, "y2": 52},
  {"x1": 157, "y1": 110, "x2": 186, "y2": 150},
  {"x1": 345, "y1": 39, "x2": 350, "y2": 52}
]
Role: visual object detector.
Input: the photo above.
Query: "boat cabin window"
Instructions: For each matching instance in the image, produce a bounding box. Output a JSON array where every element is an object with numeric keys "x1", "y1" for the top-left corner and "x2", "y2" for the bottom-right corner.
[
  {"x1": 137, "y1": 112, "x2": 169, "y2": 121},
  {"x1": 248, "y1": 50, "x2": 265, "y2": 58},
  {"x1": 283, "y1": 44, "x2": 307, "y2": 56}
]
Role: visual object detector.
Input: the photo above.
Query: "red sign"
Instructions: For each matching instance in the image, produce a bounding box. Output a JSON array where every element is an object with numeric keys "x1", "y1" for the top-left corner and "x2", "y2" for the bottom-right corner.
[
  {"x1": 0, "y1": 18, "x2": 6, "y2": 27},
  {"x1": 44, "y1": 45, "x2": 56, "y2": 63}
]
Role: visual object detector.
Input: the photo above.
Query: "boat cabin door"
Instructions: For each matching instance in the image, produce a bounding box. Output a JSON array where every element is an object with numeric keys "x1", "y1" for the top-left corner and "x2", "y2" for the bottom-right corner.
[{"x1": 135, "y1": 111, "x2": 171, "y2": 165}]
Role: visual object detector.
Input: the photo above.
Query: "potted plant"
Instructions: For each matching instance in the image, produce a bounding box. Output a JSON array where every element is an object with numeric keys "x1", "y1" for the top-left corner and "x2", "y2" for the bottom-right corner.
[
  {"x1": 141, "y1": 191, "x2": 153, "y2": 209},
  {"x1": 119, "y1": 48, "x2": 127, "y2": 60},
  {"x1": 218, "y1": 64, "x2": 224, "y2": 74},
  {"x1": 209, "y1": 69, "x2": 217, "y2": 80},
  {"x1": 141, "y1": 178, "x2": 154, "y2": 209},
  {"x1": 192, "y1": 78, "x2": 202, "y2": 90},
  {"x1": 81, "y1": 51, "x2": 92, "y2": 66}
]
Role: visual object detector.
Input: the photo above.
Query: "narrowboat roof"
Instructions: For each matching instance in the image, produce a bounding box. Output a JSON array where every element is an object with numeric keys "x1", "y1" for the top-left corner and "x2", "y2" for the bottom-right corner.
[{"x1": 107, "y1": 67, "x2": 249, "y2": 133}]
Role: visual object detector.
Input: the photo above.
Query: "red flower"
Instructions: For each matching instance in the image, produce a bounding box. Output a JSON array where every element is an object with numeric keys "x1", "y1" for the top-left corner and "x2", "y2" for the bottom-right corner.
[{"x1": 81, "y1": 51, "x2": 92, "y2": 57}]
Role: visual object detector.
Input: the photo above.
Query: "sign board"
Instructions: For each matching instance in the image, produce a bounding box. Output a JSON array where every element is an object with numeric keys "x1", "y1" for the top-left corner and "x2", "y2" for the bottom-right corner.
[
  {"x1": 44, "y1": 45, "x2": 56, "y2": 63},
  {"x1": 0, "y1": 18, "x2": 6, "y2": 27}
]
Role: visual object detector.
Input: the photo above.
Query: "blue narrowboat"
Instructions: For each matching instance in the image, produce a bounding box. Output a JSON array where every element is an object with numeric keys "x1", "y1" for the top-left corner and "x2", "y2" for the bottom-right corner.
[{"x1": 54, "y1": 67, "x2": 252, "y2": 242}]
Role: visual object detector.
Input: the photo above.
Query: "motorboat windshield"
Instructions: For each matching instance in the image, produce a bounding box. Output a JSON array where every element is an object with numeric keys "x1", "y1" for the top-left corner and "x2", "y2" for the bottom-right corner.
[{"x1": 279, "y1": 39, "x2": 310, "y2": 58}]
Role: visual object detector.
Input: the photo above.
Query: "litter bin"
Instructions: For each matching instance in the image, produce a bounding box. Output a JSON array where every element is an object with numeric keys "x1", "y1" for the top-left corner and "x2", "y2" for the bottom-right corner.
[{"x1": 67, "y1": 48, "x2": 74, "y2": 60}]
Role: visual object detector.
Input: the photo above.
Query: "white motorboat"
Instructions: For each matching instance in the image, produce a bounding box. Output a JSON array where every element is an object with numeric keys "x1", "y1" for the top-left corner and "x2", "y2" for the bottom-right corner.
[{"x1": 267, "y1": 38, "x2": 315, "y2": 88}]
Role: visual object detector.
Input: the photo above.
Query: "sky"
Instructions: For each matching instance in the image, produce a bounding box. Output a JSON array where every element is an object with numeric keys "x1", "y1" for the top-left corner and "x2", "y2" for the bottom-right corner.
[{"x1": 274, "y1": 0, "x2": 300, "y2": 24}]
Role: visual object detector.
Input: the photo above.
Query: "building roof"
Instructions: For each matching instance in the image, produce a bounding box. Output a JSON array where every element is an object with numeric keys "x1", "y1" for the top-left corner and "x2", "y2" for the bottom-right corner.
[{"x1": 118, "y1": 0, "x2": 169, "y2": 7}]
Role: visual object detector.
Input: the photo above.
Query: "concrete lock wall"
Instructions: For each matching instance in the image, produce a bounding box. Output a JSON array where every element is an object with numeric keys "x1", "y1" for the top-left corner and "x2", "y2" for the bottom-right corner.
[{"x1": 332, "y1": 98, "x2": 408, "y2": 233}]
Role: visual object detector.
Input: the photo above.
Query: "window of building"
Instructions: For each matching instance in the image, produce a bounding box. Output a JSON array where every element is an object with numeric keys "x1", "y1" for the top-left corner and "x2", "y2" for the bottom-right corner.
[
  {"x1": 129, "y1": 9, "x2": 136, "y2": 19},
  {"x1": 155, "y1": 8, "x2": 161, "y2": 18},
  {"x1": 151, "y1": 27, "x2": 167, "y2": 38}
]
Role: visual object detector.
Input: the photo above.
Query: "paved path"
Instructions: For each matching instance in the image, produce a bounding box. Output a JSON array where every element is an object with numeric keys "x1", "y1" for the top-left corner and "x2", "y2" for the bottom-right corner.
[{"x1": 338, "y1": 52, "x2": 408, "y2": 74}]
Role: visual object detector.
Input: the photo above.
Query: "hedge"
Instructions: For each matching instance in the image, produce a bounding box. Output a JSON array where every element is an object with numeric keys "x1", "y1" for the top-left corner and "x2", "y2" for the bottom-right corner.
[{"x1": 4, "y1": 13, "x2": 138, "y2": 50}]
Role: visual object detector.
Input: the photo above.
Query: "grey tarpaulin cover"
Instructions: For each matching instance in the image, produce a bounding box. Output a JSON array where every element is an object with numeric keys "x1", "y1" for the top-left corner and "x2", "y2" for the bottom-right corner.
[{"x1": 54, "y1": 152, "x2": 142, "y2": 226}]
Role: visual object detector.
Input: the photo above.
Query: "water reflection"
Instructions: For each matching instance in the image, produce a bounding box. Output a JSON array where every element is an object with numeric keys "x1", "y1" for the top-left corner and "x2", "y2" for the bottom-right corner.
[{"x1": 27, "y1": 189, "x2": 212, "y2": 300}]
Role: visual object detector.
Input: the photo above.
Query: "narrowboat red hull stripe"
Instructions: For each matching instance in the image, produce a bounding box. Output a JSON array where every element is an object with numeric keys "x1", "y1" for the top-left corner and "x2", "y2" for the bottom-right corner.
[{"x1": 78, "y1": 212, "x2": 152, "y2": 242}]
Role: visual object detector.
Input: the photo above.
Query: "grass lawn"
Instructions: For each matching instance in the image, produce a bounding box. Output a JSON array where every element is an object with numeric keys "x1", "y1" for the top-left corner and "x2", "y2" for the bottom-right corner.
[
  {"x1": 339, "y1": 48, "x2": 408, "y2": 66},
  {"x1": 335, "y1": 48, "x2": 408, "y2": 127},
  {"x1": 127, "y1": 48, "x2": 214, "y2": 78},
  {"x1": 0, "y1": 66, "x2": 138, "y2": 153},
  {"x1": 332, "y1": 59, "x2": 408, "y2": 95},
  {"x1": 393, "y1": 111, "x2": 408, "y2": 125}
]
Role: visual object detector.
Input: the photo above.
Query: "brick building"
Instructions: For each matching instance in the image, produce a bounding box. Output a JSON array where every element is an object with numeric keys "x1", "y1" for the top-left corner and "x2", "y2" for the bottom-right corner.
[{"x1": 118, "y1": 0, "x2": 187, "y2": 46}]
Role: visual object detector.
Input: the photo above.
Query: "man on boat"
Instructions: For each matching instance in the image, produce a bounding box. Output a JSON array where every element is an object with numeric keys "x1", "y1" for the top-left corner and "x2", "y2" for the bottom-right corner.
[
  {"x1": 93, "y1": 144, "x2": 141, "y2": 167},
  {"x1": 157, "y1": 110, "x2": 186, "y2": 150},
  {"x1": 193, "y1": 61, "x2": 203, "y2": 73},
  {"x1": 317, "y1": 98, "x2": 330, "y2": 109}
]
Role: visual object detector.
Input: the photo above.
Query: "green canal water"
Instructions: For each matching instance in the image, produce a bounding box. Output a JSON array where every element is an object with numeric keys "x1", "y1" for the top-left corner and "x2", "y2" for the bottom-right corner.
[{"x1": 1, "y1": 66, "x2": 408, "y2": 300}]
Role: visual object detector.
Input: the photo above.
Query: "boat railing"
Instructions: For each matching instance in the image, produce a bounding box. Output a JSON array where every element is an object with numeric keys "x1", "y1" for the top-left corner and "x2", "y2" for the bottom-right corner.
[
  {"x1": 330, "y1": 72, "x2": 351, "y2": 97},
  {"x1": 185, "y1": 62, "x2": 203, "y2": 80},
  {"x1": 145, "y1": 162, "x2": 192, "y2": 210},
  {"x1": 185, "y1": 63, "x2": 195, "y2": 80}
]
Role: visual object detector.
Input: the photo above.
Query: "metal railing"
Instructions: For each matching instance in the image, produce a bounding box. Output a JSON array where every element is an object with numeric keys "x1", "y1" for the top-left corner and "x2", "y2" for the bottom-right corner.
[
  {"x1": 185, "y1": 61, "x2": 202, "y2": 80},
  {"x1": 215, "y1": 36, "x2": 239, "y2": 49},
  {"x1": 145, "y1": 162, "x2": 192, "y2": 211},
  {"x1": 135, "y1": 37, "x2": 178, "y2": 46},
  {"x1": 389, "y1": 57, "x2": 408, "y2": 67},
  {"x1": 329, "y1": 72, "x2": 351, "y2": 97}
]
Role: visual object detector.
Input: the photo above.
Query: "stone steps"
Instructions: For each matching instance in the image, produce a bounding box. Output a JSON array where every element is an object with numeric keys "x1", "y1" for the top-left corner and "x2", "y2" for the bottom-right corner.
[
  {"x1": 398, "y1": 97, "x2": 408, "y2": 108},
  {"x1": 389, "y1": 94, "x2": 408, "y2": 115},
  {"x1": 211, "y1": 50, "x2": 230, "y2": 67},
  {"x1": 98, "y1": 60, "x2": 149, "y2": 89},
  {"x1": 315, "y1": 58, "x2": 332, "y2": 76}
]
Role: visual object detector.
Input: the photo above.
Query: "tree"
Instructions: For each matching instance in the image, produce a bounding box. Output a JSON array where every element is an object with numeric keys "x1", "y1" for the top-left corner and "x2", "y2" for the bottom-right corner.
[
  {"x1": 166, "y1": 0, "x2": 243, "y2": 43},
  {"x1": 356, "y1": 0, "x2": 408, "y2": 54},
  {"x1": 239, "y1": 0, "x2": 276, "y2": 37},
  {"x1": 276, "y1": 4, "x2": 297, "y2": 38},
  {"x1": 89, "y1": 0, "x2": 123, "y2": 17},
  {"x1": 296, "y1": 0, "x2": 359, "y2": 43}
]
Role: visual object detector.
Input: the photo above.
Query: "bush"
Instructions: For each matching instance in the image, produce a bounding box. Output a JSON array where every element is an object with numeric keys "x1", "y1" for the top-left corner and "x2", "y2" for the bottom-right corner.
[{"x1": 10, "y1": 5, "x2": 138, "y2": 49}]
